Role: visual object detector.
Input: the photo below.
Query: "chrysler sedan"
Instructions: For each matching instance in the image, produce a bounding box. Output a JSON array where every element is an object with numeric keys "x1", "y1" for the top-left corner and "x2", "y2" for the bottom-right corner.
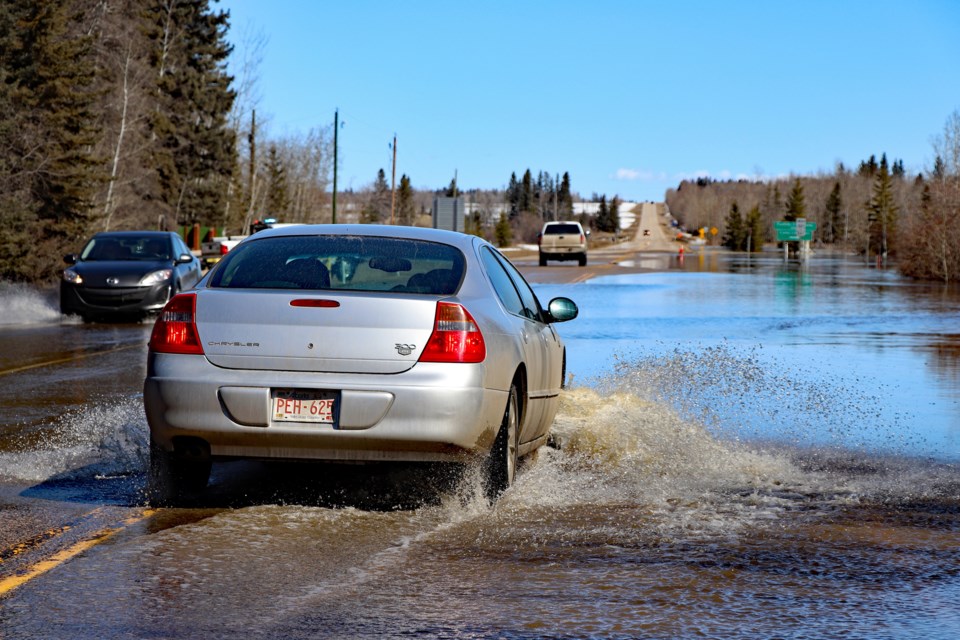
[
  {"x1": 143, "y1": 225, "x2": 578, "y2": 503},
  {"x1": 61, "y1": 231, "x2": 202, "y2": 321}
]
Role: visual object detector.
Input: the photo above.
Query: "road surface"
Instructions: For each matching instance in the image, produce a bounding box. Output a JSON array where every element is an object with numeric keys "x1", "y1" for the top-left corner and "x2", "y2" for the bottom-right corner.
[{"x1": 0, "y1": 211, "x2": 683, "y2": 609}]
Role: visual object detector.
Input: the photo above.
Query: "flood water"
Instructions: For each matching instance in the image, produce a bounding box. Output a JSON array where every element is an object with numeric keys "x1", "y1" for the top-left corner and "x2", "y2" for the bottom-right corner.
[{"x1": 1, "y1": 253, "x2": 960, "y2": 639}]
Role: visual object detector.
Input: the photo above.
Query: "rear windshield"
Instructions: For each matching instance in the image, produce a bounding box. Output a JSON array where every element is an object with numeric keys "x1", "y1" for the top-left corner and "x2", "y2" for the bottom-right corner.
[
  {"x1": 543, "y1": 223, "x2": 581, "y2": 235},
  {"x1": 210, "y1": 235, "x2": 465, "y2": 294}
]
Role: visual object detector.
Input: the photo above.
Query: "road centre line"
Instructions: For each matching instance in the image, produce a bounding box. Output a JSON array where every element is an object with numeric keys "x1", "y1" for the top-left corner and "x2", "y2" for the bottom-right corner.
[
  {"x1": 0, "y1": 343, "x2": 142, "y2": 377},
  {"x1": 0, "y1": 508, "x2": 155, "y2": 597}
]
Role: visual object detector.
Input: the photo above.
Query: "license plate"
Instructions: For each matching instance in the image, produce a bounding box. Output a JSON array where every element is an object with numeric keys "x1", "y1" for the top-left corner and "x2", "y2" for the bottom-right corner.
[{"x1": 271, "y1": 389, "x2": 338, "y2": 424}]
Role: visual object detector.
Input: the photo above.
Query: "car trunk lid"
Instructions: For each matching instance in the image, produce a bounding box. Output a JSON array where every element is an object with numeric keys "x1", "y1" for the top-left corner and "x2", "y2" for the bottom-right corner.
[{"x1": 196, "y1": 289, "x2": 439, "y2": 374}]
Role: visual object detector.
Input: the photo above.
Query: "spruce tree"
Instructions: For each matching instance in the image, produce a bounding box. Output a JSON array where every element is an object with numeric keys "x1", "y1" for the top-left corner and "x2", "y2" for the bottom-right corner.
[
  {"x1": 520, "y1": 169, "x2": 534, "y2": 214},
  {"x1": 375, "y1": 168, "x2": 390, "y2": 221},
  {"x1": 722, "y1": 201, "x2": 745, "y2": 250},
  {"x1": 396, "y1": 174, "x2": 415, "y2": 225},
  {"x1": 145, "y1": 0, "x2": 236, "y2": 227},
  {"x1": 506, "y1": 172, "x2": 519, "y2": 217},
  {"x1": 866, "y1": 155, "x2": 898, "y2": 257},
  {"x1": 824, "y1": 182, "x2": 842, "y2": 244},
  {"x1": 745, "y1": 205, "x2": 765, "y2": 252},
  {"x1": 609, "y1": 196, "x2": 621, "y2": 233},
  {"x1": 12, "y1": 0, "x2": 103, "y2": 245},
  {"x1": 0, "y1": 2, "x2": 33, "y2": 281},
  {"x1": 595, "y1": 195, "x2": 618, "y2": 232},
  {"x1": 264, "y1": 146, "x2": 289, "y2": 218},
  {"x1": 558, "y1": 172, "x2": 573, "y2": 218},
  {"x1": 784, "y1": 178, "x2": 806, "y2": 222},
  {"x1": 495, "y1": 213, "x2": 512, "y2": 247}
]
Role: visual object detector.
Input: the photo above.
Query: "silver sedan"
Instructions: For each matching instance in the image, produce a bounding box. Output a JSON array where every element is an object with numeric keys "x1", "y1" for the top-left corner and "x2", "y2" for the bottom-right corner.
[{"x1": 143, "y1": 224, "x2": 578, "y2": 503}]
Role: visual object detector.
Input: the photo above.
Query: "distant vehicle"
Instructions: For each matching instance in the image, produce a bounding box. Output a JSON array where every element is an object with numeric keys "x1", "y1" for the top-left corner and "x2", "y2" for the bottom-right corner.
[
  {"x1": 538, "y1": 221, "x2": 587, "y2": 266},
  {"x1": 60, "y1": 231, "x2": 202, "y2": 321},
  {"x1": 143, "y1": 224, "x2": 579, "y2": 504},
  {"x1": 200, "y1": 234, "x2": 247, "y2": 270},
  {"x1": 200, "y1": 219, "x2": 300, "y2": 269},
  {"x1": 643, "y1": 229, "x2": 651, "y2": 236}
]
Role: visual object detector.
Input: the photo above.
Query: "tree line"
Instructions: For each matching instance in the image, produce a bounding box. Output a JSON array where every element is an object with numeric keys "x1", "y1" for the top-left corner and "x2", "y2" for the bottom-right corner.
[
  {"x1": 666, "y1": 111, "x2": 960, "y2": 283},
  {"x1": 0, "y1": 0, "x2": 610, "y2": 285},
  {"x1": 0, "y1": 0, "x2": 236, "y2": 282}
]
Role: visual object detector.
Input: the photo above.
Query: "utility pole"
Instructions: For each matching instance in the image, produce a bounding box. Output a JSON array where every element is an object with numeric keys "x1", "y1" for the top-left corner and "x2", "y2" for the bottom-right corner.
[
  {"x1": 245, "y1": 109, "x2": 257, "y2": 235},
  {"x1": 332, "y1": 109, "x2": 338, "y2": 224},
  {"x1": 390, "y1": 134, "x2": 397, "y2": 224}
]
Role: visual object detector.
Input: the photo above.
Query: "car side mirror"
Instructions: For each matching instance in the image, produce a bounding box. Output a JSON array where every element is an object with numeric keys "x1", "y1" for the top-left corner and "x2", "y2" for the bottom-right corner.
[
  {"x1": 63, "y1": 254, "x2": 77, "y2": 265},
  {"x1": 546, "y1": 297, "x2": 578, "y2": 323},
  {"x1": 177, "y1": 253, "x2": 194, "y2": 264}
]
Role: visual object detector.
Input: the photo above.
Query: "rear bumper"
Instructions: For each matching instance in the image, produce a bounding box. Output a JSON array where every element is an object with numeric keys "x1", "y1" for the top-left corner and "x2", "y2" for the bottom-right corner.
[
  {"x1": 539, "y1": 247, "x2": 586, "y2": 260},
  {"x1": 143, "y1": 353, "x2": 506, "y2": 463}
]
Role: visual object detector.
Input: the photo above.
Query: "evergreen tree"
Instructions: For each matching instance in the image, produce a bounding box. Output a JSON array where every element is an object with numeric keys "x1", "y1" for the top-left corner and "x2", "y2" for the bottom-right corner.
[
  {"x1": 12, "y1": 0, "x2": 103, "y2": 247},
  {"x1": 722, "y1": 201, "x2": 745, "y2": 250},
  {"x1": 145, "y1": 0, "x2": 236, "y2": 227},
  {"x1": 763, "y1": 184, "x2": 783, "y2": 221},
  {"x1": 396, "y1": 174, "x2": 414, "y2": 225},
  {"x1": 520, "y1": 169, "x2": 534, "y2": 214},
  {"x1": 0, "y1": 0, "x2": 106, "y2": 282},
  {"x1": 558, "y1": 172, "x2": 573, "y2": 217},
  {"x1": 866, "y1": 154, "x2": 898, "y2": 257},
  {"x1": 784, "y1": 178, "x2": 806, "y2": 222},
  {"x1": 609, "y1": 196, "x2": 621, "y2": 233},
  {"x1": 494, "y1": 212, "x2": 512, "y2": 247},
  {"x1": 264, "y1": 146, "x2": 289, "y2": 218},
  {"x1": 506, "y1": 172, "x2": 520, "y2": 217},
  {"x1": 360, "y1": 168, "x2": 389, "y2": 223},
  {"x1": 0, "y1": 1, "x2": 34, "y2": 281},
  {"x1": 745, "y1": 204, "x2": 765, "y2": 252},
  {"x1": 892, "y1": 158, "x2": 906, "y2": 178},
  {"x1": 445, "y1": 176, "x2": 458, "y2": 197},
  {"x1": 595, "y1": 195, "x2": 618, "y2": 232},
  {"x1": 858, "y1": 154, "x2": 879, "y2": 177},
  {"x1": 824, "y1": 181, "x2": 843, "y2": 244},
  {"x1": 932, "y1": 156, "x2": 946, "y2": 181}
]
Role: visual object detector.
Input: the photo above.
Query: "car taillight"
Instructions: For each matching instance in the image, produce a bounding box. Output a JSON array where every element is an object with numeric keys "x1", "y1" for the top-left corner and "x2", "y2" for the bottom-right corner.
[
  {"x1": 219, "y1": 244, "x2": 229, "y2": 255},
  {"x1": 419, "y1": 302, "x2": 486, "y2": 363},
  {"x1": 149, "y1": 293, "x2": 204, "y2": 355}
]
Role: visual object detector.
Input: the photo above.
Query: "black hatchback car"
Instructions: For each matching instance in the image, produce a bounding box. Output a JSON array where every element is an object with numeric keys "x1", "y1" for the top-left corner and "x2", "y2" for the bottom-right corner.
[{"x1": 60, "y1": 231, "x2": 202, "y2": 321}]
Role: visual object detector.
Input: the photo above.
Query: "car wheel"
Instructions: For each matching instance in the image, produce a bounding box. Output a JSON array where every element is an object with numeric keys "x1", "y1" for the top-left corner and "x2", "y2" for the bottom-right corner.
[
  {"x1": 578, "y1": 253, "x2": 587, "y2": 267},
  {"x1": 484, "y1": 384, "x2": 518, "y2": 502},
  {"x1": 148, "y1": 441, "x2": 211, "y2": 506},
  {"x1": 539, "y1": 254, "x2": 547, "y2": 267}
]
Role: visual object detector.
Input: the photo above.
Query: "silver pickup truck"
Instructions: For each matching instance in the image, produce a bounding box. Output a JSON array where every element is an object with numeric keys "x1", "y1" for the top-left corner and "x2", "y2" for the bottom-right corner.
[{"x1": 538, "y1": 221, "x2": 588, "y2": 266}]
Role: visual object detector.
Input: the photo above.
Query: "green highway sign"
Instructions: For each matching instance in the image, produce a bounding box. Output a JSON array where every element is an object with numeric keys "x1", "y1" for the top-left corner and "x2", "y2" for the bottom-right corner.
[{"x1": 775, "y1": 219, "x2": 816, "y2": 242}]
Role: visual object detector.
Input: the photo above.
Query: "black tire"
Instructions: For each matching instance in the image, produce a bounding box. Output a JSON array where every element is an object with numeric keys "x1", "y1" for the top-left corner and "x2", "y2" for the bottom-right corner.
[
  {"x1": 538, "y1": 254, "x2": 547, "y2": 267},
  {"x1": 578, "y1": 253, "x2": 587, "y2": 267},
  {"x1": 148, "y1": 441, "x2": 211, "y2": 506},
  {"x1": 484, "y1": 385, "x2": 519, "y2": 502}
]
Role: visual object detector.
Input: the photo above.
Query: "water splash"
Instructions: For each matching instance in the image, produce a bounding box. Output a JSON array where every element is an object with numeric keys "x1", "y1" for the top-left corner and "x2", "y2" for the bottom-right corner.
[
  {"x1": 600, "y1": 342, "x2": 922, "y2": 456},
  {"x1": 0, "y1": 282, "x2": 62, "y2": 325},
  {"x1": 0, "y1": 395, "x2": 148, "y2": 483}
]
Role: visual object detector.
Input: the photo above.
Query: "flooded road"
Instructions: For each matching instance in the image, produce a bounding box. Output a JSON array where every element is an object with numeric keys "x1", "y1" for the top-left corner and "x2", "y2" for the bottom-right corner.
[{"x1": 1, "y1": 254, "x2": 960, "y2": 639}]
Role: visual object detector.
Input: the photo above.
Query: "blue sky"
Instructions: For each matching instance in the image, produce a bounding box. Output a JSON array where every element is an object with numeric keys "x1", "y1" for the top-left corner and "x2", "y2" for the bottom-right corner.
[{"x1": 218, "y1": 0, "x2": 960, "y2": 203}]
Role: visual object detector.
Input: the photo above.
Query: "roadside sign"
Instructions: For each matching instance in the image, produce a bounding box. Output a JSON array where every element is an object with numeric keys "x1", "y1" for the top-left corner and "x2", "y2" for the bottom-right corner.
[{"x1": 775, "y1": 219, "x2": 816, "y2": 242}]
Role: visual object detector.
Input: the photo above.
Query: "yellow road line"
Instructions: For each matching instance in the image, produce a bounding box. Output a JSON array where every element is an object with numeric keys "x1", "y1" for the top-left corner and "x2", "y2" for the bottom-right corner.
[
  {"x1": 0, "y1": 509, "x2": 154, "y2": 597},
  {"x1": 0, "y1": 343, "x2": 143, "y2": 377}
]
